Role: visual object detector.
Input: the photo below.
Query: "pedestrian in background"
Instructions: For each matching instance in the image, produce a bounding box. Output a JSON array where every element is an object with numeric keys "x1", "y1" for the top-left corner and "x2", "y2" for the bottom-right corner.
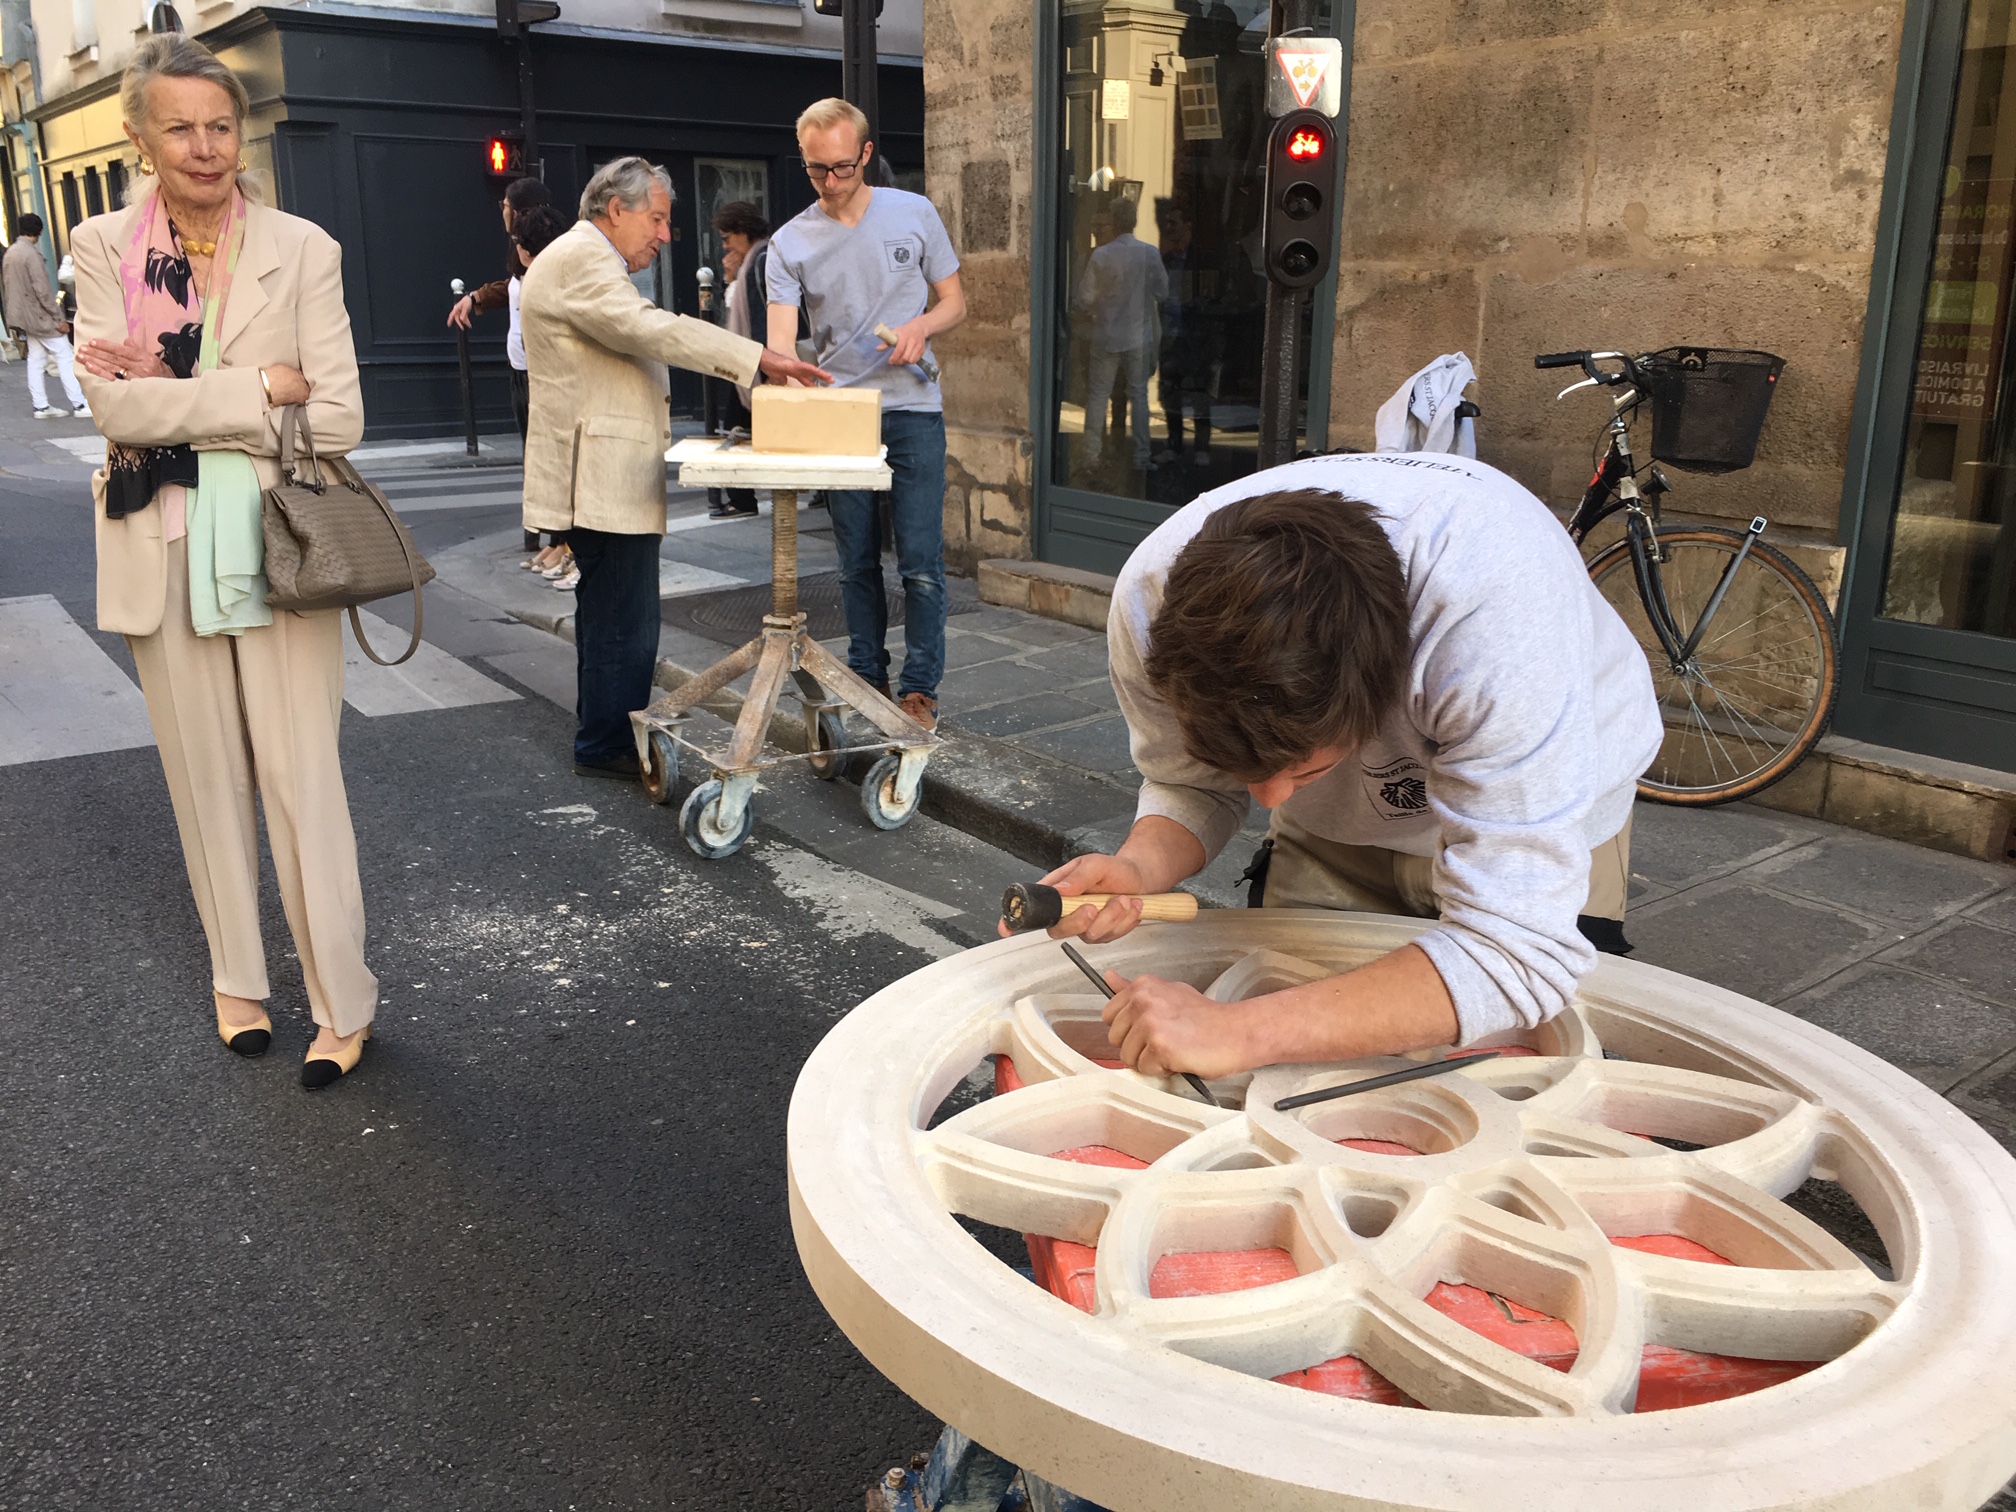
[
  {"x1": 711, "y1": 198, "x2": 771, "y2": 520},
  {"x1": 506, "y1": 203, "x2": 577, "y2": 581},
  {"x1": 70, "y1": 34, "x2": 379, "y2": 1089},
  {"x1": 3, "y1": 213, "x2": 91, "y2": 420},
  {"x1": 765, "y1": 97, "x2": 966, "y2": 731},
  {"x1": 449, "y1": 175, "x2": 552, "y2": 551},
  {"x1": 1075, "y1": 195, "x2": 1165, "y2": 477},
  {"x1": 520, "y1": 156, "x2": 829, "y2": 779}
]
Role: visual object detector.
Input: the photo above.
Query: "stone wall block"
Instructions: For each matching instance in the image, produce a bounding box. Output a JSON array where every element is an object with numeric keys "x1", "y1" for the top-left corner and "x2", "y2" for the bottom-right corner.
[
  {"x1": 1354, "y1": 0, "x2": 1608, "y2": 62},
  {"x1": 1327, "y1": 264, "x2": 1483, "y2": 448},
  {"x1": 1343, "y1": 46, "x2": 1595, "y2": 259},
  {"x1": 1587, "y1": 9, "x2": 1903, "y2": 260},
  {"x1": 1477, "y1": 263, "x2": 1870, "y2": 526}
]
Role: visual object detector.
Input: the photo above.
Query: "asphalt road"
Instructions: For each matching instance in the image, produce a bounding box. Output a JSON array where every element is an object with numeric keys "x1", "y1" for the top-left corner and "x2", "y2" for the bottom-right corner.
[{"x1": 0, "y1": 429, "x2": 1022, "y2": 1510}]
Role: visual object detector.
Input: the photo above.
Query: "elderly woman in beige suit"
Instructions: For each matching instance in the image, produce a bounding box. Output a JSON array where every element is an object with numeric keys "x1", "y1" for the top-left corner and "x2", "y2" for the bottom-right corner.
[{"x1": 73, "y1": 34, "x2": 376, "y2": 1090}]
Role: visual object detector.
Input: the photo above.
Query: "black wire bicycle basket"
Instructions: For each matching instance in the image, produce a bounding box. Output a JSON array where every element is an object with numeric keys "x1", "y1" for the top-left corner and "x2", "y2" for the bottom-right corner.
[{"x1": 1637, "y1": 347, "x2": 1786, "y2": 474}]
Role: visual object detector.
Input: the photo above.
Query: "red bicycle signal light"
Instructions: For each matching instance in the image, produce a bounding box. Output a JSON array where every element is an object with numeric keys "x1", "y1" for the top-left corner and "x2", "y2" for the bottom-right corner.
[{"x1": 1263, "y1": 111, "x2": 1337, "y2": 290}]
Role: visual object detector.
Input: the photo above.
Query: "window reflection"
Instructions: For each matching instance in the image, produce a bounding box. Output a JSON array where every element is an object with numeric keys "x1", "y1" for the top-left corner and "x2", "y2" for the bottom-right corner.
[
  {"x1": 1887, "y1": 0, "x2": 2016, "y2": 638},
  {"x1": 1051, "y1": 0, "x2": 1308, "y2": 504}
]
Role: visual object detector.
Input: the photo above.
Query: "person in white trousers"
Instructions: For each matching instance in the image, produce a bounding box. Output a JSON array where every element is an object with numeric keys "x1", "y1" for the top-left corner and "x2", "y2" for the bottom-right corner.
[{"x1": 1, "y1": 213, "x2": 89, "y2": 418}]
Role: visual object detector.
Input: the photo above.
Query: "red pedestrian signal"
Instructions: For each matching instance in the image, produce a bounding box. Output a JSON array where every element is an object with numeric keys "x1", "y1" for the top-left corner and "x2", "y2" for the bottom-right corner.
[
  {"x1": 484, "y1": 131, "x2": 526, "y2": 181},
  {"x1": 1263, "y1": 110, "x2": 1338, "y2": 290}
]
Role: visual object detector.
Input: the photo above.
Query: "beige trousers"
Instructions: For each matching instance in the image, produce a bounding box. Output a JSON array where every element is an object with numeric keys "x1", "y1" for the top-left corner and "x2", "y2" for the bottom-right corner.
[
  {"x1": 1263, "y1": 809, "x2": 1633, "y2": 923},
  {"x1": 126, "y1": 539, "x2": 378, "y2": 1036}
]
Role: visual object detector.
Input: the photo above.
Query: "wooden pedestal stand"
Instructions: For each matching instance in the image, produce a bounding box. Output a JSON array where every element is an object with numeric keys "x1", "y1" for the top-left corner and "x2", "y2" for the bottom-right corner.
[{"x1": 630, "y1": 441, "x2": 938, "y2": 859}]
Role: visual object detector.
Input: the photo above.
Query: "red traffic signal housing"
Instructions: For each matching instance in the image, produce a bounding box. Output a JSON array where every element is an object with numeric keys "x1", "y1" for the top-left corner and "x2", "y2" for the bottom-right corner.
[
  {"x1": 1263, "y1": 110, "x2": 1338, "y2": 290},
  {"x1": 485, "y1": 131, "x2": 526, "y2": 181}
]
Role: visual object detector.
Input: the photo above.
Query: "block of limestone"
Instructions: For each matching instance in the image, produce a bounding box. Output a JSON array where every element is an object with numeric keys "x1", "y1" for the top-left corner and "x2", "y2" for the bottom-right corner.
[{"x1": 751, "y1": 385, "x2": 883, "y2": 456}]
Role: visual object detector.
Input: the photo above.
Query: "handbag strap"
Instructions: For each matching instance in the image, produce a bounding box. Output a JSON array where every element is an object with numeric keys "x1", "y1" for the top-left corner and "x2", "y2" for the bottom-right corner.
[
  {"x1": 279, "y1": 404, "x2": 327, "y2": 488},
  {"x1": 342, "y1": 468, "x2": 428, "y2": 668}
]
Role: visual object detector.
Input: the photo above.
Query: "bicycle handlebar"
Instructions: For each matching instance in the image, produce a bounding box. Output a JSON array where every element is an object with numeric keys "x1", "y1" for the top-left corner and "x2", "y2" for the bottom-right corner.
[
  {"x1": 1534, "y1": 351, "x2": 1586, "y2": 370},
  {"x1": 1535, "y1": 350, "x2": 1638, "y2": 389}
]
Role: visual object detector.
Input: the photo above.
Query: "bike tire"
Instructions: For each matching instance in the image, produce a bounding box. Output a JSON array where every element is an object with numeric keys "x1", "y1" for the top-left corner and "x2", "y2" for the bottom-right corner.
[{"x1": 1586, "y1": 526, "x2": 1838, "y2": 806}]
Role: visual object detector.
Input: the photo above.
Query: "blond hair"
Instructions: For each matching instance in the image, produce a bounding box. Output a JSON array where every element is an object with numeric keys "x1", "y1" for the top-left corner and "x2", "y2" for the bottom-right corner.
[{"x1": 795, "y1": 97, "x2": 870, "y2": 144}]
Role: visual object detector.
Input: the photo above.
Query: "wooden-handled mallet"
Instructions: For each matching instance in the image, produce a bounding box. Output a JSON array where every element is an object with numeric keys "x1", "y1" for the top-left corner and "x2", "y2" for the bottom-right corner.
[{"x1": 1002, "y1": 883, "x2": 1199, "y2": 935}]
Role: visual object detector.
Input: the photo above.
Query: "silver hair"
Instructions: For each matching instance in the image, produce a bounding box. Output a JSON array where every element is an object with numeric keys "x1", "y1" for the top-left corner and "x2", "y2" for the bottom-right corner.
[
  {"x1": 580, "y1": 157, "x2": 675, "y2": 221},
  {"x1": 121, "y1": 34, "x2": 251, "y2": 131}
]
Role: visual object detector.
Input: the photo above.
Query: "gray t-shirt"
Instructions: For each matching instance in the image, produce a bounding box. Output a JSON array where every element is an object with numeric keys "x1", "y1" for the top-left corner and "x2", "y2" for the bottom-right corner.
[{"x1": 765, "y1": 187, "x2": 960, "y2": 413}]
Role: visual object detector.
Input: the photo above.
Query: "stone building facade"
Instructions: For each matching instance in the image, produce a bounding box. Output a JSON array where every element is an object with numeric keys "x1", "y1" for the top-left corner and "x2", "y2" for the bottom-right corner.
[{"x1": 923, "y1": 0, "x2": 2016, "y2": 779}]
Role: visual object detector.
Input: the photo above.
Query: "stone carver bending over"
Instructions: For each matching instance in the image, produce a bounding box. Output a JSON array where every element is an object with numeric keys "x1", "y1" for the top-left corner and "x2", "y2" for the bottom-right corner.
[
  {"x1": 520, "y1": 156, "x2": 830, "y2": 777},
  {"x1": 1029, "y1": 454, "x2": 1663, "y2": 1077}
]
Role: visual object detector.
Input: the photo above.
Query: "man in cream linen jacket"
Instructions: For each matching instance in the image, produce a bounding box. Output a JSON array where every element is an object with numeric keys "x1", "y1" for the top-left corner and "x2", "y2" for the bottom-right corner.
[{"x1": 521, "y1": 156, "x2": 828, "y2": 777}]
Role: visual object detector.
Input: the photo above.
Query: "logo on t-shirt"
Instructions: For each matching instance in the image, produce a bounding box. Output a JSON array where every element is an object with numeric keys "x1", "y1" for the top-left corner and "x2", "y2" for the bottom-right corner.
[
  {"x1": 1362, "y1": 756, "x2": 1429, "y2": 819},
  {"x1": 885, "y1": 239, "x2": 917, "y2": 273}
]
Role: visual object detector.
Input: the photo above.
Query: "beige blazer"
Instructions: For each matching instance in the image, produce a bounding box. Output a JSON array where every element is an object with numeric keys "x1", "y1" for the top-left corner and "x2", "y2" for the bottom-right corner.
[
  {"x1": 520, "y1": 219, "x2": 762, "y2": 536},
  {"x1": 74, "y1": 195, "x2": 365, "y2": 637},
  {"x1": 2, "y1": 238, "x2": 66, "y2": 338}
]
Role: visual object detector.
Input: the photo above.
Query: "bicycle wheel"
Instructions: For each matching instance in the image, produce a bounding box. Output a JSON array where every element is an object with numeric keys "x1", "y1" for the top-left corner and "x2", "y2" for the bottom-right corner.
[{"x1": 1586, "y1": 525, "x2": 1838, "y2": 805}]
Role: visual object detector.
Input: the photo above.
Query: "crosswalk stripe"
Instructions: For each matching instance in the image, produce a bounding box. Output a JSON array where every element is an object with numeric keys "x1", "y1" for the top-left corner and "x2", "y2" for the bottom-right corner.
[
  {"x1": 390, "y1": 490, "x2": 528, "y2": 515},
  {"x1": 0, "y1": 595, "x2": 154, "y2": 765},
  {"x1": 342, "y1": 609, "x2": 521, "y2": 717}
]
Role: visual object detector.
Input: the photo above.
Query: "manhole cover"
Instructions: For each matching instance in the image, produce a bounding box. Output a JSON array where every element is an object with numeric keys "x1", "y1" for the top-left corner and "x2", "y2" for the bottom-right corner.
[{"x1": 663, "y1": 570, "x2": 983, "y2": 648}]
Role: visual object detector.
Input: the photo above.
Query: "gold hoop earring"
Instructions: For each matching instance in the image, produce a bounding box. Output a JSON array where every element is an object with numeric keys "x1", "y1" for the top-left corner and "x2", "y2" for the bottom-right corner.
[
  {"x1": 138, "y1": 158, "x2": 154, "y2": 175},
  {"x1": 236, "y1": 158, "x2": 248, "y2": 172}
]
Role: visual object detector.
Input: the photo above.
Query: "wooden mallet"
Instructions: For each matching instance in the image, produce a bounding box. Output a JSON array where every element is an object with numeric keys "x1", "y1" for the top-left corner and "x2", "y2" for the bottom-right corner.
[{"x1": 1002, "y1": 883, "x2": 1199, "y2": 935}]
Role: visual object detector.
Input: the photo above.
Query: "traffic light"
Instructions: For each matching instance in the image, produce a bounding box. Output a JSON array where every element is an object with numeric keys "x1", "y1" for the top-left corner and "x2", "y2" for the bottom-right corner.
[
  {"x1": 485, "y1": 131, "x2": 526, "y2": 181},
  {"x1": 1262, "y1": 109, "x2": 1337, "y2": 290}
]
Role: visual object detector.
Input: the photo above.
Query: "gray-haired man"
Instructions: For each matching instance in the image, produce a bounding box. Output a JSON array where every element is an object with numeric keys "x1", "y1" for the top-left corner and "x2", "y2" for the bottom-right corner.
[{"x1": 521, "y1": 157, "x2": 829, "y2": 776}]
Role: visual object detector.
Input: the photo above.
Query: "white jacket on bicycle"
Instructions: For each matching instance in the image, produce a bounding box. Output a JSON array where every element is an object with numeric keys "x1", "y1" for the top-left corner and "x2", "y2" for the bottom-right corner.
[{"x1": 1110, "y1": 451, "x2": 1663, "y2": 1042}]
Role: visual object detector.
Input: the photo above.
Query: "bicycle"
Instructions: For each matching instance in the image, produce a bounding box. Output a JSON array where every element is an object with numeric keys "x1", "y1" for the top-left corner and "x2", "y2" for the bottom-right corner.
[{"x1": 1533, "y1": 347, "x2": 1839, "y2": 806}]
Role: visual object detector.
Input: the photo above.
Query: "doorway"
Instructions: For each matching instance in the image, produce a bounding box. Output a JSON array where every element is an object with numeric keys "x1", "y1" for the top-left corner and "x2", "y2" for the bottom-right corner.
[{"x1": 1839, "y1": 0, "x2": 2016, "y2": 768}]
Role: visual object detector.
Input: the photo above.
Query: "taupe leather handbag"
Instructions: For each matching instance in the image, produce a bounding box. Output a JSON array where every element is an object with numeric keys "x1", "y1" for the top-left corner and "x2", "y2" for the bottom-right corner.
[{"x1": 261, "y1": 406, "x2": 435, "y2": 666}]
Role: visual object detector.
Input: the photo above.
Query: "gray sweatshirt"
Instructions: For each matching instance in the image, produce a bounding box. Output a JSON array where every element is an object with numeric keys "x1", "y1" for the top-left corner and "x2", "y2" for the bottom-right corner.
[{"x1": 1109, "y1": 452, "x2": 1663, "y2": 1042}]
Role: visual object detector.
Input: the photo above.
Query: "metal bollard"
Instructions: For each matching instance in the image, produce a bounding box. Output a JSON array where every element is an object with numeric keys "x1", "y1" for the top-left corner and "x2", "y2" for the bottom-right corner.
[{"x1": 450, "y1": 277, "x2": 478, "y2": 457}]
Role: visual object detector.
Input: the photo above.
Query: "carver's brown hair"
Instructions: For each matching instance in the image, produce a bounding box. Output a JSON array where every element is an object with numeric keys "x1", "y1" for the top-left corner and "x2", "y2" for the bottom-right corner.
[{"x1": 1145, "y1": 490, "x2": 1409, "y2": 780}]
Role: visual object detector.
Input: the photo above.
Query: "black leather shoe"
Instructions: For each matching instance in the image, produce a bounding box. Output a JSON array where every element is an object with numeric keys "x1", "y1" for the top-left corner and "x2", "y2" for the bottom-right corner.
[
  {"x1": 707, "y1": 501, "x2": 759, "y2": 519},
  {"x1": 573, "y1": 751, "x2": 642, "y2": 780}
]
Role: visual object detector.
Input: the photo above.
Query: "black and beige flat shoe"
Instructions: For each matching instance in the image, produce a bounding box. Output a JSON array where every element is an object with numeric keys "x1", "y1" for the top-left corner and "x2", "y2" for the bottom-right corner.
[
  {"x1": 301, "y1": 1025, "x2": 371, "y2": 1090},
  {"x1": 215, "y1": 1000, "x2": 272, "y2": 1057}
]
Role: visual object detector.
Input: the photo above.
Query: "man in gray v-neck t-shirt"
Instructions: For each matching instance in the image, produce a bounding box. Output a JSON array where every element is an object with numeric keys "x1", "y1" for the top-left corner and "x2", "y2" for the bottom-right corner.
[{"x1": 764, "y1": 98, "x2": 967, "y2": 730}]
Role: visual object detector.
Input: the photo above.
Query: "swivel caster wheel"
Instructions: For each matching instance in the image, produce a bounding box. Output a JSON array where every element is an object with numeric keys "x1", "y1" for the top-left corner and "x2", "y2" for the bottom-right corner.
[
  {"x1": 860, "y1": 753, "x2": 921, "y2": 831},
  {"x1": 806, "y1": 710, "x2": 847, "y2": 781},
  {"x1": 679, "y1": 778, "x2": 754, "y2": 859},
  {"x1": 641, "y1": 729, "x2": 679, "y2": 806}
]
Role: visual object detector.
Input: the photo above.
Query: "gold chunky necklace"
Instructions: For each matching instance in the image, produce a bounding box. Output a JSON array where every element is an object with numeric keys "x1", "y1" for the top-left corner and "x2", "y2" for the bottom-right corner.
[{"x1": 169, "y1": 219, "x2": 220, "y2": 257}]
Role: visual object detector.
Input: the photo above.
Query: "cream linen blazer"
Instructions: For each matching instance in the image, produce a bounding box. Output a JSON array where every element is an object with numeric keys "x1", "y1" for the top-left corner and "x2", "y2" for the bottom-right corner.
[
  {"x1": 520, "y1": 220, "x2": 762, "y2": 536},
  {"x1": 73, "y1": 195, "x2": 365, "y2": 638}
]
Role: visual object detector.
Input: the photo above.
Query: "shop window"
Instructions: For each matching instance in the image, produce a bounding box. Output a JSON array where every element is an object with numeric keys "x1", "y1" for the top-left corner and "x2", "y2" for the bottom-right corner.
[
  {"x1": 59, "y1": 173, "x2": 80, "y2": 235},
  {"x1": 83, "y1": 167, "x2": 103, "y2": 218},
  {"x1": 1045, "y1": 0, "x2": 1319, "y2": 507},
  {"x1": 106, "y1": 160, "x2": 126, "y2": 209},
  {"x1": 1884, "y1": 0, "x2": 2016, "y2": 638}
]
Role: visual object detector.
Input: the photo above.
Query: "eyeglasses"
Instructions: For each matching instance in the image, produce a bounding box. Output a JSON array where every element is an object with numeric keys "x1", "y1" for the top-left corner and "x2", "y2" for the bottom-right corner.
[{"x1": 801, "y1": 156, "x2": 863, "y2": 182}]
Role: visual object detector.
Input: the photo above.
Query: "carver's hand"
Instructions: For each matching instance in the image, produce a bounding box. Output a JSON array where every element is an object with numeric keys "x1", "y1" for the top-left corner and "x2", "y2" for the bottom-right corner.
[
  {"x1": 1103, "y1": 971, "x2": 1251, "y2": 1079},
  {"x1": 758, "y1": 347, "x2": 833, "y2": 387},
  {"x1": 996, "y1": 851, "x2": 1150, "y2": 943},
  {"x1": 446, "y1": 294, "x2": 475, "y2": 330},
  {"x1": 878, "y1": 315, "x2": 930, "y2": 367}
]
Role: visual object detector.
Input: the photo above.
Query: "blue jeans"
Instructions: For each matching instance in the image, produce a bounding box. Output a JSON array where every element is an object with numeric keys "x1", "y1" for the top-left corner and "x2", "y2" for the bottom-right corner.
[
  {"x1": 828, "y1": 409, "x2": 947, "y2": 698},
  {"x1": 567, "y1": 527, "x2": 661, "y2": 765}
]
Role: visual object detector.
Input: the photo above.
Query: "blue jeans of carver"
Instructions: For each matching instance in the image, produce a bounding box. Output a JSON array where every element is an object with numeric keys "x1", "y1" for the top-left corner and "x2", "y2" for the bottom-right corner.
[
  {"x1": 828, "y1": 409, "x2": 947, "y2": 699},
  {"x1": 567, "y1": 527, "x2": 661, "y2": 765}
]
